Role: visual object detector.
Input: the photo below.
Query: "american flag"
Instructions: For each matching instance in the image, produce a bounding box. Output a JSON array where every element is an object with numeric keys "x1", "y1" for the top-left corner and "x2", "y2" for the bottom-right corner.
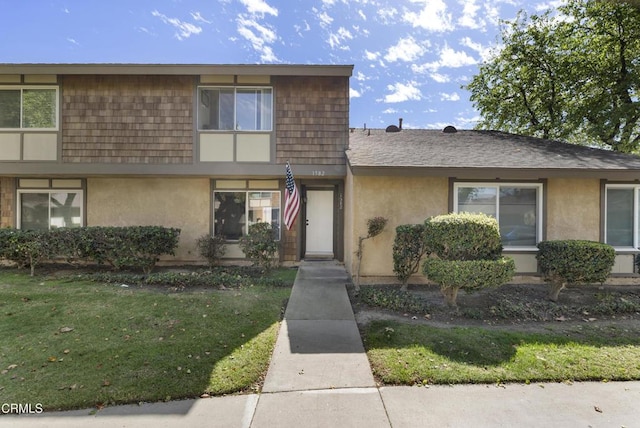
[{"x1": 284, "y1": 162, "x2": 300, "y2": 230}]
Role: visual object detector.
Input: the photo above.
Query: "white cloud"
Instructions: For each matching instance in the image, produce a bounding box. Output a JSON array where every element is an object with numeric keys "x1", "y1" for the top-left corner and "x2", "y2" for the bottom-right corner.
[
  {"x1": 440, "y1": 92, "x2": 461, "y2": 101},
  {"x1": 377, "y1": 7, "x2": 398, "y2": 24},
  {"x1": 358, "y1": 10, "x2": 367, "y2": 20},
  {"x1": 412, "y1": 43, "x2": 477, "y2": 73},
  {"x1": 384, "y1": 36, "x2": 427, "y2": 63},
  {"x1": 383, "y1": 81, "x2": 422, "y2": 103},
  {"x1": 294, "y1": 20, "x2": 311, "y2": 36},
  {"x1": 350, "y1": 87, "x2": 362, "y2": 98},
  {"x1": 364, "y1": 50, "x2": 380, "y2": 61},
  {"x1": 403, "y1": 0, "x2": 454, "y2": 32},
  {"x1": 191, "y1": 12, "x2": 212, "y2": 24},
  {"x1": 328, "y1": 27, "x2": 353, "y2": 50},
  {"x1": 316, "y1": 10, "x2": 333, "y2": 28},
  {"x1": 430, "y1": 72, "x2": 450, "y2": 83},
  {"x1": 457, "y1": 0, "x2": 484, "y2": 30},
  {"x1": 237, "y1": 16, "x2": 279, "y2": 61},
  {"x1": 460, "y1": 36, "x2": 494, "y2": 62},
  {"x1": 239, "y1": 0, "x2": 278, "y2": 16},
  {"x1": 152, "y1": 10, "x2": 202, "y2": 41},
  {"x1": 67, "y1": 38, "x2": 79, "y2": 46},
  {"x1": 355, "y1": 71, "x2": 367, "y2": 81},
  {"x1": 383, "y1": 108, "x2": 399, "y2": 114}
]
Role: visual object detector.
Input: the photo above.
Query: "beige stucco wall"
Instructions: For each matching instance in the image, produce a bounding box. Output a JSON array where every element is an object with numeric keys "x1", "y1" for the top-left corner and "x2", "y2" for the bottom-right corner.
[
  {"x1": 87, "y1": 178, "x2": 210, "y2": 262},
  {"x1": 345, "y1": 172, "x2": 449, "y2": 277},
  {"x1": 546, "y1": 178, "x2": 600, "y2": 241}
]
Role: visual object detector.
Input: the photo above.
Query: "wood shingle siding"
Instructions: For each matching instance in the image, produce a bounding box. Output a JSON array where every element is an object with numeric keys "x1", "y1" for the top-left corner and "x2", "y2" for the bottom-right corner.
[
  {"x1": 0, "y1": 178, "x2": 15, "y2": 228},
  {"x1": 274, "y1": 76, "x2": 349, "y2": 165},
  {"x1": 61, "y1": 75, "x2": 194, "y2": 164}
]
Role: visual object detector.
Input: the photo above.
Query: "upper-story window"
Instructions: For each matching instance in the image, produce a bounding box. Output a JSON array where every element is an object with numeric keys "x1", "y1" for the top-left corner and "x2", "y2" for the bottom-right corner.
[
  {"x1": 0, "y1": 86, "x2": 58, "y2": 130},
  {"x1": 198, "y1": 87, "x2": 272, "y2": 131}
]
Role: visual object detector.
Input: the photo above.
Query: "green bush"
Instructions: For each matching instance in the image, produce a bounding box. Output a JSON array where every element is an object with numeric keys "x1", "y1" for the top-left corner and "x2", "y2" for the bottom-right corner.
[
  {"x1": 196, "y1": 234, "x2": 227, "y2": 267},
  {"x1": 239, "y1": 222, "x2": 279, "y2": 271},
  {"x1": 392, "y1": 224, "x2": 430, "y2": 290},
  {"x1": 424, "y1": 212, "x2": 502, "y2": 261},
  {"x1": 0, "y1": 229, "x2": 55, "y2": 276},
  {"x1": 423, "y1": 258, "x2": 515, "y2": 307},
  {"x1": 536, "y1": 240, "x2": 616, "y2": 301},
  {"x1": 0, "y1": 226, "x2": 180, "y2": 275}
]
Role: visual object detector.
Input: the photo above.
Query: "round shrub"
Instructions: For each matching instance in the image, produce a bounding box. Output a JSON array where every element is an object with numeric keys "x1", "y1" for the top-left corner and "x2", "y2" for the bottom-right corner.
[
  {"x1": 392, "y1": 224, "x2": 429, "y2": 289},
  {"x1": 424, "y1": 212, "x2": 502, "y2": 261},
  {"x1": 537, "y1": 240, "x2": 615, "y2": 301},
  {"x1": 423, "y1": 257, "x2": 515, "y2": 307},
  {"x1": 239, "y1": 222, "x2": 279, "y2": 271}
]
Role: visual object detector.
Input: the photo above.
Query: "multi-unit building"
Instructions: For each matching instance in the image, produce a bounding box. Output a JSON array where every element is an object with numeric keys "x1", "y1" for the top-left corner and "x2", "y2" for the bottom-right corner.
[{"x1": 2, "y1": 63, "x2": 640, "y2": 280}]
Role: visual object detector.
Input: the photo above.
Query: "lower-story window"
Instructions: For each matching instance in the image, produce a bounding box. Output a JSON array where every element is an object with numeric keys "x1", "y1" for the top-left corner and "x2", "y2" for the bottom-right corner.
[
  {"x1": 605, "y1": 185, "x2": 639, "y2": 248},
  {"x1": 18, "y1": 191, "x2": 83, "y2": 230},
  {"x1": 454, "y1": 182, "x2": 543, "y2": 249},
  {"x1": 214, "y1": 191, "x2": 281, "y2": 240}
]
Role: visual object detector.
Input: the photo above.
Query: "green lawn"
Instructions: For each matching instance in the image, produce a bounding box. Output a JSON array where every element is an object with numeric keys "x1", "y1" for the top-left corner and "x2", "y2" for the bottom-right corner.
[
  {"x1": 0, "y1": 269, "x2": 293, "y2": 411},
  {"x1": 363, "y1": 320, "x2": 640, "y2": 385}
]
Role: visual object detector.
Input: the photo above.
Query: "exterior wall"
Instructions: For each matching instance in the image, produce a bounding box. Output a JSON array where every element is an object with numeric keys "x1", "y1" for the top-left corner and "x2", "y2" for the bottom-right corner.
[
  {"x1": 0, "y1": 177, "x2": 15, "y2": 228},
  {"x1": 546, "y1": 178, "x2": 600, "y2": 241},
  {"x1": 345, "y1": 174, "x2": 449, "y2": 277},
  {"x1": 274, "y1": 76, "x2": 349, "y2": 165},
  {"x1": 61, "y1": 75, "x2": 194, "y2": 164},
  {"x1": 86, "y1": 178, "x2": 210, "y2": 261}
]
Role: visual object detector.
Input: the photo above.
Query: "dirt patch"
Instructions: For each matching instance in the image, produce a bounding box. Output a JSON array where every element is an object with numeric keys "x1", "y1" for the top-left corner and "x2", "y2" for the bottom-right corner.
[{"x1": 351, "y1": 282, "x2": 640, "y2": 333}]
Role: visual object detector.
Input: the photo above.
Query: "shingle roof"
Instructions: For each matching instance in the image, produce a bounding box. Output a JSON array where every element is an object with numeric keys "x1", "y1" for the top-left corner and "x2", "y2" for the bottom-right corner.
[{"x1": 347, "y1": 129, "x2": 640, "y2": 176}]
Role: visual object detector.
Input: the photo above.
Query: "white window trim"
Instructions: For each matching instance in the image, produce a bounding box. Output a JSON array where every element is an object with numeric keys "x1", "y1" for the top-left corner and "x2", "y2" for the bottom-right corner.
[
  {"x1": 453, "y1": 182, "x2": 544, "y2": 251},
  {"x1": 0, "y1": 85, "x2": 60, "y2": 131},
  {"x1": 213, "y1": 190, "x2": 281, "y2": 241},
  {"x1": 17, "y1": 189, "x2": 84, "y2": 230},
  {"x1": 604, "y1": 184, "x2": 639, "y2": 251},
  {"x1": 197, "y1": 86, "x2": 273, "y2": 132}
]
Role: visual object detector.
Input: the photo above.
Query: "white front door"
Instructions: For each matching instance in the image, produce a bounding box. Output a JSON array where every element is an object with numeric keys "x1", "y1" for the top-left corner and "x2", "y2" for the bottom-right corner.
[{"x1": 305, "y1": 190, "x2": 334, "y2": 258}]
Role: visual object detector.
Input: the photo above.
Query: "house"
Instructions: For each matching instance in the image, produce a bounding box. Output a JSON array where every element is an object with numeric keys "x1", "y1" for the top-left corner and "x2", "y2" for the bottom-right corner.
[
  {"x1": 2, "y1": 63, "x2": 640, "y2": 281},
  {"x1": 0, "y1": 64, "x2": 352, "y2": 263},
  {"x1": 345, "y1": 126, "x2": 640, "y2": 280}
]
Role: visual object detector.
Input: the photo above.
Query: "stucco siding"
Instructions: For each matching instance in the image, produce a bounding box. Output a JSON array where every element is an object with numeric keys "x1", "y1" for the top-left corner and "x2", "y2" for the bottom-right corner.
[
  {"x1": 87, "y1": 178, "x2": 210, "y2": 261},
  {"x1": 546, "y1": 178, "x2": 600, "y2": 241},
  {"x1": 346, "y1": 174, "x2": 449, "y2": 277}
]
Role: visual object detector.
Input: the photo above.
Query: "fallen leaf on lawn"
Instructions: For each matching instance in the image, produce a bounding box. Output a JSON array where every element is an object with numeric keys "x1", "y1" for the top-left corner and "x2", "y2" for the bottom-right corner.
[
  {"x1": 555, "y1": 316, "x2": 567, "y2": 322},
  {"x1": 102, "y1": 380, "x2": 111, "y2": 387},
  {"x1": 7, "y1": 364, "x2": 18, "y2": 370},
  {"x1": 63, "y1": 349, "x2": 70, "y2": 354},
  {"x1": 48, "y1": 356, "x2": 57, "y2": 362},
  {"x1": 200, "y1": 393, "x2": 210, "y2": 398},
  {"x1": 59, "y1": 327, "x2": 74, "y2": 333}
]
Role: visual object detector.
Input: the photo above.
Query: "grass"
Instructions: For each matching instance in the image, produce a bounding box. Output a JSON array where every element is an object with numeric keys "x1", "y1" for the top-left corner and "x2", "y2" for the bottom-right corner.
[
  {"x1": 363, "y1": 320, "x2": 640, "y2": 386},
  {"x1": 0, "y1": 268, "x2": 294, "y2": 411}
]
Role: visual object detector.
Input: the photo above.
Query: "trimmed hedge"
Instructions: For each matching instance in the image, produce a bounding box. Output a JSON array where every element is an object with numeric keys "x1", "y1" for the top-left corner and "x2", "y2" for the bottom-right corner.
[
  {"x1": 0, "y1": 226, "x2": 181, "y2": 275},
  {"x1": 239, "y1": 222, "x2": 278, "y2": 271},
  {"x1": 537, "y1": 240, "x2": 616, "y2": 301},
  {"x1": 423, "y1": 258, "x2": 515, "y2": 297},
  {"x1": 392, "y1": 224, "x2": 429, "y2": 289},
  {"x1": 423, "y1": 212, "x2": 502, "y2": 261}
]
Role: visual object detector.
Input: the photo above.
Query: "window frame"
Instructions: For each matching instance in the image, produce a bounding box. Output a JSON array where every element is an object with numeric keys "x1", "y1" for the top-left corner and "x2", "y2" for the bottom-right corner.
[
  {"x1": 453, "y1": 182, "x2": 544, "y2": 251},
  {"x1": 0, "y1": 85, "x2": 59, "y2": 131},
  {"x1": 197, "y1": 86, "x2": 273, "y2": 132},
  {"x1": 213, "y1": 190, "x2": 281, "y2": 241},
  {"x1": 604, "y1": 184, "x2": 639, "y2": 250},
  {"x1": 17, "y1": 189, "x2": 84, "y2": 230}
]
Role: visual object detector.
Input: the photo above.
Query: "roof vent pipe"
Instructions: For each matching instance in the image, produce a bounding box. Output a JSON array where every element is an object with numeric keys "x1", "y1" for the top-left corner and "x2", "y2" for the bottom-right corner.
[
  {"x1": 442, "y1": 125, "x2": 457, "y2": 133},
  {"x1": 399, "y1": 118, "x2": 403, "y2": 130}
]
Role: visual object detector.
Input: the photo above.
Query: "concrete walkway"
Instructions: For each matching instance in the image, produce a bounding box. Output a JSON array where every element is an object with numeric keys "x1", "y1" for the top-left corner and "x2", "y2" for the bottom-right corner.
[{"x1": 5, "y1": 261, "x2": 640, "y2": 427}]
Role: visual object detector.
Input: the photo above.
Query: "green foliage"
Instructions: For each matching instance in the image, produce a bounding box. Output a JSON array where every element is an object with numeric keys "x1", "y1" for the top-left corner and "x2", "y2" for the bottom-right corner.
[
  {"x1": 423, "y1": 258, "x2": 516, "y2": 291},
  {"x1": 537, "y1": 240, "x2": 615, "y2": 285},
  {"x1": 0, "y1": 226, "x2": 181, "y2": 274},
  {"x1": 367, "y1": 216, "x2": 388, "y2": 238},
  {"x1": 467, "y1": 0, "x2": 640, "y2": 152},
  {"x1": 196, "y1": 234, "x2": 227, "y2": 267},
  {"x1": 358, "y1": 286, "x2": 432, "y2": 314},
  {"x1": 392, "y1": 224, "x2": 430, "y2": 288},
  {"x1": 424, "y1": 212, "x2": 502, "y2": 261},
  {"x1": 0, "y1": 229, "x2": 54, "y2": 276},
  {"x1": 239, "y1": 222, "x2": 279, "y2": 271}
]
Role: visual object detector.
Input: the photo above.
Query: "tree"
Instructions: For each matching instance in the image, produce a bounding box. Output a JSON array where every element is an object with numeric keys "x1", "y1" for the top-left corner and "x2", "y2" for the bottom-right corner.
[{"x1": 467, "y1": 0, "x2": 640, "y2": 152}]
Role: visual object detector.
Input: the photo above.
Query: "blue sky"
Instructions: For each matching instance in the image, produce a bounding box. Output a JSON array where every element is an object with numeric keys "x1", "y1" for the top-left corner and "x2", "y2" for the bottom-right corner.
[{"x1": 0, "y1": 0, "x2": 561, "y2": 129}]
